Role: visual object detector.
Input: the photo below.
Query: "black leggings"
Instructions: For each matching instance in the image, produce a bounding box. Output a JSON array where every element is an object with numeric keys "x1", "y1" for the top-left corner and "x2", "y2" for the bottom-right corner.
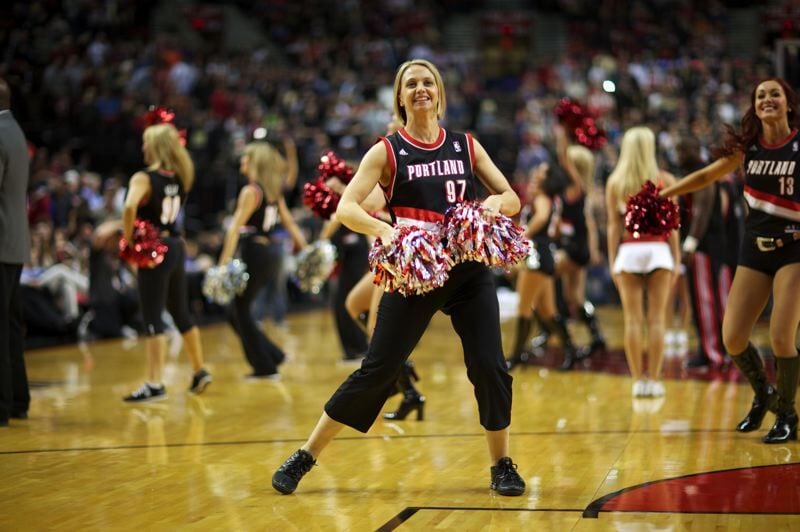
[
  {"x1": 332, "y1": 229, "x2": 369, "y2": 358},
  {"x1": 137, "y1": 236, "x2": 195, "y2": 336},
  {"x1": 229, "y1": 238, "x2": 285, "y2": 374},
  {"x1": 325, "y1": 262, "x2": 513, "y2": 432}
]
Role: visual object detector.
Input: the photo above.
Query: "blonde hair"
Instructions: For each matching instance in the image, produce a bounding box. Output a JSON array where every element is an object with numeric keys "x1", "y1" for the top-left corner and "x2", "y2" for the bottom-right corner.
[
  {"x1": 567, "y1": 144, "x2": 595, "y2": 192},
  {"x1": 607, "y1": 126, "x2": 659, "y2": 199},
  {"x1": 143, "y1": 124, "x2": 195, "y2": 191},
  {"x1": 244, "y1": 142, "x2": 286, "y2": 202},
  {"x1": 393, "y1": 59, "x2": 446, "y2": 125}
]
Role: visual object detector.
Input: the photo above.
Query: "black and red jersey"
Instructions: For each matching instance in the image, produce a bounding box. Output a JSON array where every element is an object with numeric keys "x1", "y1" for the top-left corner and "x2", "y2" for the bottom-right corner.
[
  {"x1": 743, "y1": 128, "x2": 800, "y2": 236},
  {"x1": 557, "y1": 193, "x2": 588, "y2": 246},
  {"x1": 520, "y1": 195, "x2": 554, "y2": 243},
  {"x1": 137, "y1": 170, "x2": 186, "y2": 234},
  {"x1": 242, "y1": 183, "x2": 280, "y2": 237},
  {"x1": 380, "y1": 128, "x2": 478, "y2": 229}
]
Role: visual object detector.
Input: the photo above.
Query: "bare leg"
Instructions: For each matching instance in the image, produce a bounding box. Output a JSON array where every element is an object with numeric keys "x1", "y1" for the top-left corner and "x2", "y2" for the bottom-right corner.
[
  {"x1": 146, "y1": 334, "x2": 167, "y2": 383},
  {"x1": 301, "y1": 411, "x2": 345, "y2": 459},
  {"x1": 645, "y1": 269, "x2": 675, "y2": 381},
  {"x1": 769, "y1": 263, "x2": 800, "y2": 358},
  {"x1": 721, "y1": 267, "x2": 772, "y2": 355},
  {"x1": 345, "y1": 272, "x2": 375, "y2": 334},
  {"x1": 181, "y1": 326, "x2": 205, "y2": 372},
  {"x1": 485, "y1": 426, "x2": 510, "y2": 463},
  {"x1": 615, "y1": 273, "x2": 646, "y2": 380}
]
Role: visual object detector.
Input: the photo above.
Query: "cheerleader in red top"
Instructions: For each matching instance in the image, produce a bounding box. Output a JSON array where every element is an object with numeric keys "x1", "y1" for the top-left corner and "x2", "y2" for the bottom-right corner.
[
  {"x1": 217, "y1": 142, "x2": 307, "y2": 379},
  {"x1": 606, "y1": 126, "x2": 680, "y2": 399},
  {"x1": 121, "y1": 124, "x2": 212, "y2": 402},
  {"x1": 662, "y1": 78, "x2": 800, "y2": 443},
  {"x1": 272, "y1": 59, "x2": 526, "y2": 497}
]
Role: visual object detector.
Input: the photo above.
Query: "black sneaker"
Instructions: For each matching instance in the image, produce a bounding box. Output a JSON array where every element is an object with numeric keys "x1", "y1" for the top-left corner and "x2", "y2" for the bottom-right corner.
[
  {"x1": 123, "y1": 383, "x2": 167, "y2": 403},
  {"x1": 189, "y1": 369, "x2": 212, "y2": 394},
  {"x1": 490, "y1": 457, "x2": 526, "y2": 496},
  {"x1": 272, "y1": 449, "x2": 316, "y2": 494}
]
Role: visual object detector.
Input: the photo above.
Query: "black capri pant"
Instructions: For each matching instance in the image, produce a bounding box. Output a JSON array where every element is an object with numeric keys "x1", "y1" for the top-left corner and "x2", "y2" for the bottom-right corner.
[
  {"x1": 137, "y1": 236, "x2": 195, "y2": 336},
  {"x1": 325, "y1": 261, "x2": 513, "y2": 432},
  {"x1": 229, "y1": 237, "x2": 286, "y2": 374}
]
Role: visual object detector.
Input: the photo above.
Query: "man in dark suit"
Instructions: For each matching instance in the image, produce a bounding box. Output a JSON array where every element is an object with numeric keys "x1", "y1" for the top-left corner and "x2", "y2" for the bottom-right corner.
[{"x1": 0, "y1": 77, "x2": 31, "y2": 426}]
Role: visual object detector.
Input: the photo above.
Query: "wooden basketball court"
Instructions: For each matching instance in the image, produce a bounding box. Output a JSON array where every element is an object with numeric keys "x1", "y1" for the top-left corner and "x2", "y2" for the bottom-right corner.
[{"x1": 1, "y1": 305, "x2": 799, "y2": 530}]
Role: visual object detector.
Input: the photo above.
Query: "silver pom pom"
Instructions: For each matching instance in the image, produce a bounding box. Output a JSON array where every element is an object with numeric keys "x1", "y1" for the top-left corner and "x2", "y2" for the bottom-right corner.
[
  {"x1": 202, "y1": 259, "x2": 250, "y2": 305},
  {"x1": 295, "y1": 240, "x2": 337, "y2": 294}
]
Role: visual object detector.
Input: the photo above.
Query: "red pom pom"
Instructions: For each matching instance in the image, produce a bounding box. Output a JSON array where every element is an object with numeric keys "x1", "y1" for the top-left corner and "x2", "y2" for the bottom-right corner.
[
  {"x1": 317, "y1": 151, "x2": 354, "y2": 184},
  {"x1": 624, "y1": 181, "x2": 681, "y2": 238},
  {"x1": 143, "y1": 106, "x2": 176, "y2": 127},
  {"x1": 302, "y1": 178, "x2": 340, "y2": 219},
  {"x1": 555, "y1": 98, "x2": 587, "y2": 128},
  {"x1": 119, "y1": 219, "x2": 168, "y2": 268},
  {"x1": 442, "y1": 202, "x2": 530, "y2": 268},
  {"x1": 368, "y1": 225, "x2": 452, "y2": 296},
  {"x1": 142, "y1": 105, "x2": 187, "y2": 146},
  {"x1": 554, "y1": 98, "x2": 607, "y2": 151}
]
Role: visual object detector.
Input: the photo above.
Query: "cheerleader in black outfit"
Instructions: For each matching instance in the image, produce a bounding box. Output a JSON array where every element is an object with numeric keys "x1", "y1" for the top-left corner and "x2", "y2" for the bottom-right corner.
[
  {"x1": 218, "y1": 142, "x2": 307, "y2": 379},
  {"x1": 272, "y1": 59, "x2": 526, "y2": 496},
  {"x1": 552, "y1": 125, "x2": 606, "y2": 359},
  {"x1": 506, "y1": 162, "x2": 578, "y2": 371},
  {"x1": 121, "y1": 124, "x2": 211, "y2": 402},
  {"x1": 662, "y1": 78, "x2": 800, "y2": 443}
]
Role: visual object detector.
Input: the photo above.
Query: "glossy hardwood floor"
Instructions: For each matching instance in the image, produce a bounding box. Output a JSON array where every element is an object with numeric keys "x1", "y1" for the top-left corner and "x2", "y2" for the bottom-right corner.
[{"x1": 1, "y1": 305, "x2": 799, "y2": 531}]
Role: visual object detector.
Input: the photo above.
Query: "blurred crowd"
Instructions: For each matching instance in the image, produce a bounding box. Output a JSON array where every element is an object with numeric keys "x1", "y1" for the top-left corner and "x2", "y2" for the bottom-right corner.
[{"x1": 2, "y1": 0, "x2": 797, "y2": 345}]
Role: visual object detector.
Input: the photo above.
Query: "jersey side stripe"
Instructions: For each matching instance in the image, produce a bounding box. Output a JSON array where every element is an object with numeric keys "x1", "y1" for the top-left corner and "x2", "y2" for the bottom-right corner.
[
  {"x1": 380, "y1": 136, "x2": 397, "y2": 203},
  {"x1": 744, "y1": 187, "x2": 800, "y2": 222},
  {"x1": 466, "y1": 133, "x2": 476, "y2": 171},
  {"x1": 393, "y1": 206, "x2": 445, "y2": 223}
]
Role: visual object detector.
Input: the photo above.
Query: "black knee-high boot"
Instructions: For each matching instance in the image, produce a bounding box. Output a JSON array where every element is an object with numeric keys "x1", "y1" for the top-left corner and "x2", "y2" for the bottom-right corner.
[
  {"x1": 544, "y1": 315, "x2": 579, "y2": 371},
  {"x1": 527, "y1": 311, "x2": 549, "y2": 352},
  {"x1": 578, "y1": 300, "x2": 606, "y2": 354},
  {"x1": 763, "y1": 355, "x2": 799, "y2": 443},
  {"x1": 383, "y1": 361, "x2": 425, "y2": 421},
  {"x1": 730, "y1": 343, "x2": 777, "y2": 432},
  {"x1": 506, "y1": 316, "x2": 534, "y2": 369}
]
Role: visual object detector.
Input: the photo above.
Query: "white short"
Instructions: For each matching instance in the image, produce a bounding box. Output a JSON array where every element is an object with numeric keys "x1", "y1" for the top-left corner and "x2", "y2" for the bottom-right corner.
[{"x1": 613, "y1": 241, "x2": 674, "y2": 275}]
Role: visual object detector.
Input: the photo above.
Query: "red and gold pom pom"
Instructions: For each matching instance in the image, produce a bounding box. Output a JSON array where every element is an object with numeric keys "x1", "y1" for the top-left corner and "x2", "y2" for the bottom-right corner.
[
  {"x1": 302, "y1": 178, "x2": 340, "y2": 219},
  {"x1": 625, "y1": 181, "x2": 681, "y2": 238},
  {"x1": 554, "y1": 98, "x2": 607, "y2": 151},
  {"x1": 368, "y1": 225, "x2": 452, "y2": 296},
  {"x1": 119, "y1": 219, "x2": 168, "y2": 268},
  {"x1": 317, "y1": 150, "x2": 355, "y2": 184},
  {"x1": 442, "y1": 202, "x2": 530, "y2": 269}
]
